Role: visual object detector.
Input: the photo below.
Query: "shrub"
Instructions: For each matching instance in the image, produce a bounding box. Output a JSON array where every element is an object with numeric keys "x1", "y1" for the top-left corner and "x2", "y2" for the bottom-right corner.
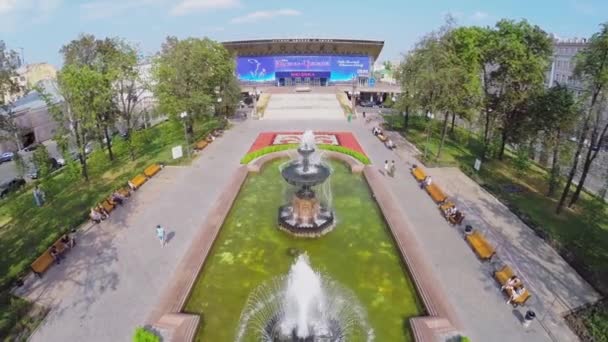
[
  {"x1": 133, "y1": 327, "x2": 160, "y2": 342},
  {"x1": 317, "y1": 145, "x2": 371, "y2": 164},
  {"x1": 460, "y1": 336, "x2": 471, "y2": 342}
]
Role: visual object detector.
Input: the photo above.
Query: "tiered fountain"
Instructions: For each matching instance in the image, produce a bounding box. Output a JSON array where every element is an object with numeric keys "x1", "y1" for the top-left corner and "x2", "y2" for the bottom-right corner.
[
  {"x1": 278, "y1": 131, "x2": 335, "y2": 238},
  {"x1": 236, "y1": 254, "x2": 373, "y2": 342}
]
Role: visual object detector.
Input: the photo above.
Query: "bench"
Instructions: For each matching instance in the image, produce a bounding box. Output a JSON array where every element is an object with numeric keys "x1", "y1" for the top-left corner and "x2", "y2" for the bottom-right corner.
[
  {"x1": 144, "y1": 164, "x2": 162, "y2": 178},
  {"x1": 31, "y1": 238, "x2": 69, "y2": 277},
  {"x1": 465, "y1": 230, "x2": 496, "y2": 260},
  {"x1": 377, "y1": 134, "x2": 388, "y2": 142},
  {"x1": 494, "y1": 266, "x2": 531, "y2": 306},
  {"x1": 425, "y1": 183, "x2": 448, "y2": 203},
  {"x1": 117, "y1": 187, "x2": 131, "y2": 198},
  {"x1": 129, "y1": 174, "x2": 147, "y2": 190},
  {"x1": 100, "y1": 199, "x2": 115, "y2": 213},
  {"x1": 439, "y1": 201, "x2": 455, "y2": 213},
  {"x1": 411, "y1": 167, "x2": 427, "y2": 182},
  {"x1": 194, "y1": 140, "x2": 209, "y2": 151}
]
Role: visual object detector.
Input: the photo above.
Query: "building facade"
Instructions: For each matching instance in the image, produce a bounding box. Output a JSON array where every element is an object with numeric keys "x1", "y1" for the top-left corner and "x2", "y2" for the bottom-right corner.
[
  {"x1": 545, "y1": 38, "x2": 588, "y2": 92},
  {"x1": 1, "y1": 63, "x2": 57, "y2": 104},
  {"x1": 223, "y1": 39, "x2": 384, "y2": 87}
]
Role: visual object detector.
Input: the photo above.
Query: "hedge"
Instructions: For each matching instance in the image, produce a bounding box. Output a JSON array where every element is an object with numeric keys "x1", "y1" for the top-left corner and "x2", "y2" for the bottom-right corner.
[
  {"x1": 133, "y1": 327, "x2": 160, "y2": 342},
  {"x1": 240, "y1": 144, "x2": 371, "y2": 165}
]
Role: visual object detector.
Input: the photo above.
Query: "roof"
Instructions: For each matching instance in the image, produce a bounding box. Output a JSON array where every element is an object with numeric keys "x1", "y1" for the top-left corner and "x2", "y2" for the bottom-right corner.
[
  {"x1": 4, "y1": 79, "x2": 62, "y2": 114},
  {"x1": 223, "y1": 38, "x2": 384, "y2": 60}
]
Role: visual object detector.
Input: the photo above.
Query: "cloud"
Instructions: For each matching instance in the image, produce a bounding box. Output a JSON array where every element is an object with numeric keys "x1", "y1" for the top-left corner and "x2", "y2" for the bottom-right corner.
[
  {"x1": 230, "y1": 8, "x2": 301, "y2": 24},
  {"x1": 80, "y1": 0, "x2": 161, "y2": 20},
  {"x1": 0, "y1": 0, "x2": 18, "y2": 15},
  {"x1": 470, "y1": 11, "x2": 488, "y2": 21},
  {"x1": 0, "y1": 0, "x2": 62, "y2": 31},
  {"x1": 171, "y1": 0, "x2": 240, "y2": 16}
]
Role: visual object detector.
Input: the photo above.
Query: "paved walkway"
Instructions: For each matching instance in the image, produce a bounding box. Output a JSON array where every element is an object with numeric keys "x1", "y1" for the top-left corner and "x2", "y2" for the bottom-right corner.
[
  {"x1": 17, "y1": 117, "x2": 598, "y2": 341},
  {"x1": 263, "y1": 93, "x2": 345, "y2": 120}
]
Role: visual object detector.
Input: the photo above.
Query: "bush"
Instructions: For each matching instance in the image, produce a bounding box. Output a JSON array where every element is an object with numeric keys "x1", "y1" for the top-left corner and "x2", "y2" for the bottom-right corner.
[
  {"x1": 240, "y1": 144, "x2": 371, "y2": 165},
  {"x1": 133, "y1": 327, "x2": 160, "y2": 342}
]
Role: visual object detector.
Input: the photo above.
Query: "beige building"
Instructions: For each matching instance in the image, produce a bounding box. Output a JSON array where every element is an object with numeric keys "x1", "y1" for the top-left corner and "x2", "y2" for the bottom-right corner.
[
  {"x1": 2, "y1": 63, "x2": 57, "y2": 104},
  {"x1": 545, "y1": 38, "x2": 588, "y2": 91}
]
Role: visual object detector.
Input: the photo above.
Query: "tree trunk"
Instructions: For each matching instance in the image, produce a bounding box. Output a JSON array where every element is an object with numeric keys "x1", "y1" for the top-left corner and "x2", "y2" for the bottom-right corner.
[
  {"x1": 437, "y1": 112, "x2": 450, "y2": 160},
  {"x1": 557, "y1": 124, "x2": 590, "y2": 214},
  {"x1": 403, "y1": 106, "x2": 409, "y2": 131},
  {"x1": 72, "y1": 121, "x2": 89, "y2": 181},
  {"x1": 548, "y1": 130, "x2": 561, "y2": 197},
  {"x1": 482, "y1": 107, "x2": 492, "y2": 160},
  {"x1": 568, "y1": 121, "x2": 608, "y2": 206},
  {"x1": 499, "y1": 128, "x2": 508, "y2": 160},
  {"x1": 568, "y1": 151, "x2": 593, "y2": 207},
  {"x1": 450, "y1": 112, "x2": 456, "y2": 134},
  {"x1": 103, "y1": 125, "x2": 114, "y2": 161}
]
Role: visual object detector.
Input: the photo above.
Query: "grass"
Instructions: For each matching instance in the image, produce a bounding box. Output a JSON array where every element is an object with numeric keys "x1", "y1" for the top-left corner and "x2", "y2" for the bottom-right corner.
[
  {"x1": 390, "y1": 115, "x2": 608, "y2": 342},
  {"x1": 184, "y1": 159, "x2": 422, "y2": 341},
  {"x1": 0, "y1": 117, "x2": 222, "y2": 339}
]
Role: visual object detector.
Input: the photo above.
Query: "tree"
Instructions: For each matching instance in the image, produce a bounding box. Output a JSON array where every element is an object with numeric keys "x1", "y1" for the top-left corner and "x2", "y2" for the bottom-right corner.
[
  {"x1": 32, "y1": 144, "x2": 52, "y2": 179},
  {"x1": 55, "y1": 65, "x2": 110, "y2": 181},
  {"x1": 529, "y1": 85, "x2": 580, "y2": 196},
  {"x1": 557, "y1": 23, "x2": 608, "y2": 212},
  {"x1": 395, "y1": 50, "x2": 423, "y2": 132},
  {"x1": 0, "y1": 41, "x2": 22, "y2": 148},
  {"x1": 153, "y1": 36, "x2": 237, "y2": 139}
]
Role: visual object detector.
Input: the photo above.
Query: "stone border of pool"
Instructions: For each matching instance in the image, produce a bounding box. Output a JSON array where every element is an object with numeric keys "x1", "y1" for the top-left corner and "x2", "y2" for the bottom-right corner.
[{"x1": 146, "y1": 151, "x2": 462, "y2": 341}]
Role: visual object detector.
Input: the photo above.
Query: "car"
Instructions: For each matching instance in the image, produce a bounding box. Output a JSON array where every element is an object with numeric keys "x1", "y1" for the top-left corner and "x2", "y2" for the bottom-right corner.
[
  {"x1": 359, "y1": 101, "x2": 376, "y2": 108},
  {"x1": 0, "y1": 152, "x2": 14, "y2": 164},
  {"x1": 27, "y1": 158, "x2": 64, "y2": 179},
  {"x1": 23, "y1": 143, "x2": 40, "y2": 152},
  {"x1": 0, "y1": 178, "x2": 26, "y2": 198}
]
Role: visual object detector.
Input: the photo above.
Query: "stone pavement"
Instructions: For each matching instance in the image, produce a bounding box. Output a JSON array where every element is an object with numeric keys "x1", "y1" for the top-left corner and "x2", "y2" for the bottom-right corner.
[
  {"x1": 263, "y1": 93, "x2": 345, "y2": 120},
  {"x1": 16, "y1": 117, "x2": 598, "y2": 342}
]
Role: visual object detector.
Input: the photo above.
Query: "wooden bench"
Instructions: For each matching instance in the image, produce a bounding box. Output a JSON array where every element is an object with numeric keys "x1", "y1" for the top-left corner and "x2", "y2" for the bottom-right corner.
[
  {"x1": 144, "y1": 164, "x2": 162, "y2": 178},
  {"x1": 100, "y1": 199, "x2": 115, "y2": 213},
  {"x1": 377, "y1": 133, "x2": 388, "y2": 142},
  {"x1": 411, "y1": 167, "x2": 427, "y2": 182},
  {"x1": 465, "y1": 230, "x2": 496, "y2": 260},
  {"x1": 425, "y1": 183, "x2": 448, "y2": 203},
  {"x1": 117, "y1": 187, "x2": 131, "y2": 198},
  {"x1": 129, "y1": 174, "x2": 147, "y2": 190},
  {"x1": 194, "y1": 140, "x2": 209, "y2": 151},
  {"x1": 494, "y1": 266, "x2": 531, "y2": 306},
  {"x1": 31, "y1": 238, "x2": 69, "y2": 277}
]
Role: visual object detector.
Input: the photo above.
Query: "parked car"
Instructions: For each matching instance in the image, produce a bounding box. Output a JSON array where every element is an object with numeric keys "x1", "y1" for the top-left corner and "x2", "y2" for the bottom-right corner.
[
  {"x1": 0, "y1": 152, "x2": 14, "y2": 164},
  {"x1": 359, "y1": 101, "x2": 377, "y2": 108},
  {"x1": 0, "y1": 178, "x2": 26, "y2": 198},
  {"x1": 27, "y1": 158, "x2": 64, "y2": 179}
]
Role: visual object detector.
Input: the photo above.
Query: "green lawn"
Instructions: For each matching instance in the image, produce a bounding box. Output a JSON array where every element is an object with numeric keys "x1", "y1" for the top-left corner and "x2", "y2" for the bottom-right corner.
[
  {"x1": 388, "y1": 114, "x2": 608, "y2": 341},
  {"x1": 0, "y1": 118, "x2": 222, "y2": 338}
]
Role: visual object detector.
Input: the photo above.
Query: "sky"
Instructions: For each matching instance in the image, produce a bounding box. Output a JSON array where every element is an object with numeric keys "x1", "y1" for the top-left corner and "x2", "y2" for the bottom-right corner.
[{"x1": 1, "y1": 0, "x2": 607, "y2": 67}]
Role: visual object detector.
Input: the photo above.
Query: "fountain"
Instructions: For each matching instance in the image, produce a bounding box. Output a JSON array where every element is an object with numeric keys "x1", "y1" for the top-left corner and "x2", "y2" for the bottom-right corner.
[
  {"x1": 236, "y1": 254, "x2": 374, "y2": 341},
  {"x1": 278, "y1": 131, "x2": 335, "y2": 237}
]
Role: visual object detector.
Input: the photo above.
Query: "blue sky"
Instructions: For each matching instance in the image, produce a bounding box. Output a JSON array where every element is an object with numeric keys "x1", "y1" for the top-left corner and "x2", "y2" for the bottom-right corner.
[{"x1": 1, "y1": 0, "x2": 607, "y2": 67}]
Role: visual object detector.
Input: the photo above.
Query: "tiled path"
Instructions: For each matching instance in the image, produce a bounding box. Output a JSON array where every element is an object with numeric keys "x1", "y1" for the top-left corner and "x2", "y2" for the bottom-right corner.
[{"x1": 17, "y1": 117, "x2": 598, "y2": 342}]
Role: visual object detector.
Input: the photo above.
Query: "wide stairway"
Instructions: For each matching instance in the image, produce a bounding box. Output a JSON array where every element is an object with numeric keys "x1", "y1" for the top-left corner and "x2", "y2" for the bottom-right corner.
[{"x1": 263, "y1": 93, "x2": 344, "y2": 120}]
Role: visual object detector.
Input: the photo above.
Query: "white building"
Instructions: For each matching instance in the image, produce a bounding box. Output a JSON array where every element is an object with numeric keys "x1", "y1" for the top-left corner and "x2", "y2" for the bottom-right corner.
[{"x1": 545, "y1": 37, "x2": 588, "y2": 92}]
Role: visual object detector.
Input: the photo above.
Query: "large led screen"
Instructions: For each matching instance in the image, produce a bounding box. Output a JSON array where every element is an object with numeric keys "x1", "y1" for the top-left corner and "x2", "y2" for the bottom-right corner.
[{"x1": 236, "y1": 55, "x2": 370, "y2": 83}]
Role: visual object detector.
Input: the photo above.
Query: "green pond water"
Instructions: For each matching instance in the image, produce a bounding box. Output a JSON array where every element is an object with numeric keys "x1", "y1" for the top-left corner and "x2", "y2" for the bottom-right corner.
[{"x1": 184, "y1": 159, "x2": 423, "y2": 341}]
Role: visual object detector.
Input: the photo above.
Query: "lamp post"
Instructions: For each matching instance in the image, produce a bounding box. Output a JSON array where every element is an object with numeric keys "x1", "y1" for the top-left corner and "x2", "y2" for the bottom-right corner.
[{"x1": 179, "y1": 111, "x2": 190, "y2": 157}]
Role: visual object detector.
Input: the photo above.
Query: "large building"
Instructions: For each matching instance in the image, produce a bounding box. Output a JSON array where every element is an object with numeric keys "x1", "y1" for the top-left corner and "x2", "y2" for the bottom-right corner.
[
  {"x1": 545, "y1": 37, "x2": 588, "y2": 92},
  {"x1": 1, "y1": 63, "x2": 57, "y2": 104},
  {"x1": 223, "y1": 38, "x2": 384, "y2": 87}
]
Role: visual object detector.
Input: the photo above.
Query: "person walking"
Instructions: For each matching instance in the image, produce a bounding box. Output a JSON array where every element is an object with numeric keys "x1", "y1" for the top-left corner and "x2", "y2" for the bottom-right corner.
[
  {"x1": 33, "y1": 185, "x2": 45, "y2": 207},
  {"x1": 390, "y1": 160, "x2": 396, "y2": 177},
  {"x1": 384, "y1": 160, "x2": 389, "y2": 175},
  {"x1": 156, "y1": 225, "x2": 166, "y2": 247}
]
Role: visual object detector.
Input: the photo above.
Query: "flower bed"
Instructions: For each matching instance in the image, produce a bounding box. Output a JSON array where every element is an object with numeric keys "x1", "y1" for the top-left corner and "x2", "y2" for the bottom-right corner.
[{"x1": 247, "y1": 132, "x2": 367, "y2": 156}]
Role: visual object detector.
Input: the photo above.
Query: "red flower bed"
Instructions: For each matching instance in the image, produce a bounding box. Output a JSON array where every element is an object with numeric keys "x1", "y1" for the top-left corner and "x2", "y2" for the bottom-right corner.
[{"x1": 247, "y1": 131, "x2": 366, "y2": 156}]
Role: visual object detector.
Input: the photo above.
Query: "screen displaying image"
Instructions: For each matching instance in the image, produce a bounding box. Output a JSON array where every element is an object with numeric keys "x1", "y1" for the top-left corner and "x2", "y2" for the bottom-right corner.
[{"x1": 236, "y1": 55, "x2": 370, "y2": 83}]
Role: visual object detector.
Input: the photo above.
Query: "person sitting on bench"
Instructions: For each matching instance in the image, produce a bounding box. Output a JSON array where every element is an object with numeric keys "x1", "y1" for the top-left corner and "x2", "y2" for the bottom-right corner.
[
  {"x1": 128, "y1": 180, "x2": 136, "y2": 190},
  {"x1": 61, "y1": 233, "x2": 76, "y2": 249},
  {"x1": 507, "y1": 285, "x2": 527, "y2": 305},
  {"x1": 450, "y1": 210, "x2": 464, "y2": 225},
  {"x1": 90, "y1": 207, "x2": 107, "y2": 223},
  {"x1": 421, "y1": 176, "x2": 433, "y2": 189},
  {"x1": 50, "y1": 246, "x2": 61, "y2": 264},
  {"x1": 501, "y1": 275, "x2": 522, "y2": 291},
  {"x1": 97, "y1": 205, "x2": 110, "y2": 218},
  {"x1": 111, "y1": 191, "x2": 126, "y2": 205}
]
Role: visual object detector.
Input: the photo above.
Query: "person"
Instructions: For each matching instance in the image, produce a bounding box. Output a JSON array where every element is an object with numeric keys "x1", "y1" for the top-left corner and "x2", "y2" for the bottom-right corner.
[
  {"x1": 111, "y1": 191, "x2": 126, "y2": 205},
  {"x1": 424, "y1": 176, "x2": 433, "y2": 186},
  {"x1": 50, "y1": 246, "x2": 61, "y2": 264},
  {"x1": 384, "y1": 160, "x2": 389, "y2": 175},
  {"x1": 156, "y1": 224, "x2": 166, "y2": 247},
  {"x1": 390, "y1": 160, "x2": 396, "y2": 177},
  {"x1": 96, "y1": 205, "x2": 109, "y2": 219},
  {"x1": 501, "y1": 276, "x2": 522, "y2": 291},
  {"x1": 507, "y1": 285, "x2": 526, "y2": 305},
  {"x1": 33, "y1": 185, "x2": 45, "y2": 207},
  {"x1": 90, "y1": 208, "x2": 103, "y2": 223},
  {"x1": 385, "y1": 139, "x2": 396, "y2": 150},
  {"x1": 60, "y1": 233, "x2": 76, "y2": 249},
  {"x1": 128, "y1": 180, "x2": 136, "y2": 190},
  {"x1": 362, "y1": 111, "x2": 366, "y2": 119}
]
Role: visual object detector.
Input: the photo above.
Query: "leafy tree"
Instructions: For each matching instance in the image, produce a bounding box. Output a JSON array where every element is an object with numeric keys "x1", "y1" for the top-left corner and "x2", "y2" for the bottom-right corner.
[
  {"x1": 0, "y1": 41, "x2": 23, "y2": 149},
  {"x1": 55, "y1": 65, "x2": 110, "y2": 181},
  {"x1": 529, "y1": 85, "x2": 580, "y2": 196},
  {"x1": 153, "y1": 36, "x2": 237, "y2": 139},
  {"x1": 32, "y1": 145, "x2": 52, "y2": 179},
  {"x1": 13, "y1": 153, "x2": 26, "y2": 177},
  {"x1": 558, "y1": 23, "x2": 608, "y2": 212}
]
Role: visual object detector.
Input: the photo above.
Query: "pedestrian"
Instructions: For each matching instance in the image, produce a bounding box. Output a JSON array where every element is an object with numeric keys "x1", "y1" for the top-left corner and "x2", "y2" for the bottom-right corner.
[
  {"x1": 390, "y1": 160, "x2": 396, "y2": 177},
  {"x1": 156, "y1": 224, "x2": 166, "y2": 247},
  {"x1": 362, "y1": 111, "x2": 366, "y2": 119},
  {"x1": 33, "y1": 185, "x2": 45, "y2": 207},
  {"x1": 384, "y1": 160, "x2": 389, "y2": 175}
]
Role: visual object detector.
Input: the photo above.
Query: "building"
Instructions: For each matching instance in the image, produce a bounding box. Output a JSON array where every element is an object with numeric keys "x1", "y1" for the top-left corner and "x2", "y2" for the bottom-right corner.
[
  {"x1": 545, "y1": 38, "x2": 588, "y2": 91},
  {"x1": 1, "y1": 63, "x2": 57, "y2": 104},
  {"x1": 223, "y1": 38, "x2": 384, "y2": 87},
  {"x1": 0, "y1": 79, "x2": 63, "y2": 152}
]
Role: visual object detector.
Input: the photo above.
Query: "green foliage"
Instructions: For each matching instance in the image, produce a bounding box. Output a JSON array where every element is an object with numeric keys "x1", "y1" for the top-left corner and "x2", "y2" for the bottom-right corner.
[
  {"x1": 13, "y1": 153, "x2": 26, "y2": 178},
  {"x1": 32, "y1": 145, "x2": 52, "y2": 178},
  {"x1": 0, "y1": 294, "x2": 31, "y2": 337},
  {"x1": 460, "y1": 336, "x2": 471, "y2": 342},
  {"x1": 583, "y1": 305, "x2": 608, "y2": 342},
  {"x1": 240, "y1": 144, "x2": 371, "y2": 165},
  {"x1": 514, "y1": 146, "x2": 531, "y2": 175},
  {"x1": 132, "y1": 327, "x2": 160, "y2": 342}
]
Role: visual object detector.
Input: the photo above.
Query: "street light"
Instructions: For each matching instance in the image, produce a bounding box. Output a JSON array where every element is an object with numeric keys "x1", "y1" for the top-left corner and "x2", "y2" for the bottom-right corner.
[{"x1": 179, "y1": 111, "x2": 190, "y2": 157}]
